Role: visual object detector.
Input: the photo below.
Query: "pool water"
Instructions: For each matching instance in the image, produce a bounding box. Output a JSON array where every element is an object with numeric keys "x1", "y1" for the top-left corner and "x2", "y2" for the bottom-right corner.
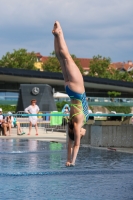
[{"x1": 0, "y1": 139, "x2": 133, "y2": 200}]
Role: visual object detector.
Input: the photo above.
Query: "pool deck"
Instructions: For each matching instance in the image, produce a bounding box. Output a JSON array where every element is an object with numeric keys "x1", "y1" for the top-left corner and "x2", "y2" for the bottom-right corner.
[
  {"x1": 0, "y1": 127, "x2": 67, "y2": 143},
  {"x1": 0, "y1": 127, "x2": 133, "y2": 154},
  {"x1": 82, "y1": 144, "x2": 133, "y2": 154}
]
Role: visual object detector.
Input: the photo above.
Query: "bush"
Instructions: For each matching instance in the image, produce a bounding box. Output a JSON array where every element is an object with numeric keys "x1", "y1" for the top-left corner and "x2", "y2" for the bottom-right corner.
[
  {"x1": 105, "y1": 106, "x2": 131, "y2": 114},
  {"x1": 0, "y1": 105, "x2": 17, "y2": 113},
  {"x1": 56, "y1": 101, "x2": 70, "y2": 112}
]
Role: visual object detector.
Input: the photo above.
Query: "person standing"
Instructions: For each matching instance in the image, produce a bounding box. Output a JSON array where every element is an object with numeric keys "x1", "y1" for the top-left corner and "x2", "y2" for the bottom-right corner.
[{"x1": 25, "y1": 99, "x2": 40, "y2": 136}]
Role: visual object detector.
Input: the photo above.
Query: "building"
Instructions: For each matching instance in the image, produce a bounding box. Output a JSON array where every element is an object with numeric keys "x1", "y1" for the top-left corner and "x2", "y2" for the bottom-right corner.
[
  {"x1": 1, "y1": 67, "x2": 133, "y2": 105},
  {"x1": 0, "y1": 52, "x2": 133, "y2": 105},
  {"x1": 34, "y1": 53, "x2": 48, "y2": 71},
  {"x1": 34, "y1": 52, "x2": 133, "y2": 75}
]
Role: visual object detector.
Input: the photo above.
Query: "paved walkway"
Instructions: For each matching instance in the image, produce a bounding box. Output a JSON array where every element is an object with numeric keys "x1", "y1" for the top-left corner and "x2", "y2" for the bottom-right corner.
[{"x1": 0, "y1": 127, "x2": 67, "y2": 143}]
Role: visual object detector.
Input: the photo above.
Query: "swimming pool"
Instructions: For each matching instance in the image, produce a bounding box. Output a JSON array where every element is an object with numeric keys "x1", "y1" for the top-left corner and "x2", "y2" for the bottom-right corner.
[{"x1": 0, "y1": 139, "x2": 133, "y2": 200}]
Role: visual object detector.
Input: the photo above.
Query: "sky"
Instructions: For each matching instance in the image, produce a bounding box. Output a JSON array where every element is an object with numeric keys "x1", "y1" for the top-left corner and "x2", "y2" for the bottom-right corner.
[{"x1": 0, "y1": 0, "x2": 133, "y2": 62}]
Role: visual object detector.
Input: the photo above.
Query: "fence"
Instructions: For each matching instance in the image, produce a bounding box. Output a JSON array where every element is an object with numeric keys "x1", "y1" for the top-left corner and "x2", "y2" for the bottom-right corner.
[
  {"x1": 15, "y1": 111, "x2": 68, "y2": 133},
  {"x1": 2, "y1": 111, "x2": 133, "y2": 136}
]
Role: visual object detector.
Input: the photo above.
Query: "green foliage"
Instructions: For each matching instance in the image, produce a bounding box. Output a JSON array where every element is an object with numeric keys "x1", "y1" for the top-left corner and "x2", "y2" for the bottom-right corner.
[
  {"x1": 89, "y1": 54, "x2": 133, "y2": 82},
  {"x1": 89, "y1": 55, "x2": 112, "y2": 78},
  {"x1": 42, "y1": 51, "x2": 61, "y2": 72},
  {"x1": 0, "y1": 105, "x2": 16, "y2": 113},
  {"x1": 112, "y1": 70, "x2": 133, "y2": 82},
  {"x1": 105, "y1": 106, "x2": 131, "y2": 114},
  {"x1": 42, "y1": 51, "x2": 84, "y2": 74},
  {"x1": 56, "y1": 101, "x2": 70, "y2": 111},
  {"x1": 0, "y1": 49, "x2": 37, "y2": 70},
  {"x1": 108, "y1": 91, "x2": 121, "y2": 97},
  {"x1": 1, "y1": 102, "x2": 68, "y2": 113}
]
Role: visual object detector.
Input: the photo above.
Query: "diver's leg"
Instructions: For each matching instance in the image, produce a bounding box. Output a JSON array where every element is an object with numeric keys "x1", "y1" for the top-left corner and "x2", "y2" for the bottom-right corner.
[
  {"x1": 54, "y1": 37, "x2": 69, "y2": 82},
  {"x1": 52, "y1": 21, "x2": 84, "y2": 93}
]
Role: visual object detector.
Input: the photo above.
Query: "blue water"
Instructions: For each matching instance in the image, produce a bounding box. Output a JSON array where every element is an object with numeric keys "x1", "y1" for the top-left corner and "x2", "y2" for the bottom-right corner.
[{"x1": 0, "y1": 139, "x2": 133, "y2": 200}]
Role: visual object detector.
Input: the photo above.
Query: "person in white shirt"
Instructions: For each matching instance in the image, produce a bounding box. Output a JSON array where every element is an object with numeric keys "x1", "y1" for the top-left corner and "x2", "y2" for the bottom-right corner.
[
  {"x1": 88, "y1": 107, "x2": 92, "y2": 114},
  {"x1": 25, "y1": 99, "x2": 40, "y2": 136}
]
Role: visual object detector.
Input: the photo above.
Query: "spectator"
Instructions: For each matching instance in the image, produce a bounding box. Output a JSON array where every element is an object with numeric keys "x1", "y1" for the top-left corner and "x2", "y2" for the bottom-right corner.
[
  {"x1": 88, "y1": 107, "x2": 94, "y2": 120},
  {"x1": 64, "y1": 106, "x2": 69, "y2": 113},
  {"x1": 7, "y1": 112, "x2": 25, "y2": 135},
  {"x1": 61, "y1": 104, "x2": 70, "y2": 125},
  {"x1": 62, "y1": 104, "x2": 70, "y2": 113},
  {"x1": 0, "y1": 108, "x2": 5, "y2": 135},
  {"x1": 88, "y1": 106, "x2": 92, "y2": 114},
  {"x1": 25, "y1": 99, "x2": 40, "y2": 136},
  {"x1": 2, "y1": 113, "x2": 12, "y2": 136}
]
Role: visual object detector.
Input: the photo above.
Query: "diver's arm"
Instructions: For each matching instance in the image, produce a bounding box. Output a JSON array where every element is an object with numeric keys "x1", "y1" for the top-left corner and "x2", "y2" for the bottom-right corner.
[
  {"x1": 66, "y1": 137, "x2": 73, "y2": 166},
  {"x1": 71, "y1": 123, "x2": 81, "y2": 165}
]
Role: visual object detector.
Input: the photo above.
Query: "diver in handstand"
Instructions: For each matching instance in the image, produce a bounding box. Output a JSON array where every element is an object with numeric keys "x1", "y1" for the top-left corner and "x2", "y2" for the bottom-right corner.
[{"x1": 52, "y1": 21, "x2": 89, "y2": 166}]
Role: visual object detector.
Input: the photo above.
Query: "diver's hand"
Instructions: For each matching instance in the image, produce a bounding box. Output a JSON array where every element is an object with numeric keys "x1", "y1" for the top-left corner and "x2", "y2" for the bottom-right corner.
[
  {"x1": 66, "y1": 162, "x2": 75, "y2": 167},
  {"x1": 66, "y1": 161, "x2": 71, "y2": 166}
]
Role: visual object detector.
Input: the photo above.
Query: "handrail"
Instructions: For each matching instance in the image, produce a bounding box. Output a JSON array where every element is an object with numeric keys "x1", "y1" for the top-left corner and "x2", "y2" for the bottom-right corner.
[{"x1": 2, "y1": 113, "x2": 133, "y2": 117}]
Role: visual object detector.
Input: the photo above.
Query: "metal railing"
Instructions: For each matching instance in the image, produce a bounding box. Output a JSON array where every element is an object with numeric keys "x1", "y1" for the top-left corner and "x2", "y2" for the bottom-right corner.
[
  {"x1": 15, "y1": 111, "x2": 68, "y2": 133},
  {"x1": 2, "y1": 111, "x2": 133, "y2": 134},
  {"x1": 88, "y1": 97, "x2": 133, "y2": 106}
]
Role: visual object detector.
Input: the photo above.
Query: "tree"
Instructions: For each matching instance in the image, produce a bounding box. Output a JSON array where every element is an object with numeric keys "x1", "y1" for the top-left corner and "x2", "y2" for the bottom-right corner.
[
  {"x1": 108, "y1": 91, "x2": 121, "y2": 97},
  {"x1": 112, "y1": 69, "x2": 133, "y2": 82},
  {"x1": 119, "y1": 71, "x2": 132, "y2": 82},
  {"x1": 0, "y1": 49, "x2": 37, "y2": 70},
  {"x1": 89, "y1": 55, "x2": 133, "y2": 82},
  {"x1": 108, "y1": 91, "x2": 121, "y2": 102},
  {"x1": 89, "y1": 55, "x2": 112, "y2": 78},
  {"x1": 42, "y1": 51, "x2": 61, "y2": 72},
  {"x1": 42, "y1": 51, "x2": 84, "y2": 74}
]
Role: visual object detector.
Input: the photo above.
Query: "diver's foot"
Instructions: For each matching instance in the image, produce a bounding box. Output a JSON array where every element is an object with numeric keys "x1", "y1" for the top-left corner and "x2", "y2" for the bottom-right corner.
[
  {"x1": 52, "y1": 21, "x2": 62, "y2": 36},
  {"x1": 65, "y1": 161, "x2": 71, "y2": 166},
  {"x1": 66, "y1": 162, "x2": 75, "y2": 167},
  {"x1": 70, "y1": 163, "x2": 75, "y2": 167}
]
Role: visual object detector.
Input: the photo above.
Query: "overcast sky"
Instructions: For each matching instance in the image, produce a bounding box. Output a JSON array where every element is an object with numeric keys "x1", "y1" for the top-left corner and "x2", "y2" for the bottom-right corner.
[{"x1": 0, "y1": 0, "x2": 133, "y2": 62}]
